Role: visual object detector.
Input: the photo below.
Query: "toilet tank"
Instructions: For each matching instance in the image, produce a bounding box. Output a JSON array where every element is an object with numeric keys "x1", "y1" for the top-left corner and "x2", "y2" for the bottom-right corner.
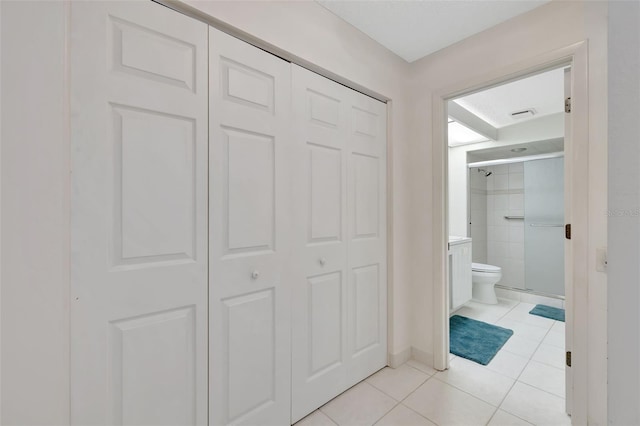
[{"x1": 449, "y1": 237, "x2": 472, "y2": 311}]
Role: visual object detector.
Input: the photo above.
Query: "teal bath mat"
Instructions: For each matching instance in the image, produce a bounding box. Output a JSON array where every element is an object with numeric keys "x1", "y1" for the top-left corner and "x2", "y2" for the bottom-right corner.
[
  {"x1": 449, "y1": 315, "x2": 514, "y2": 365},
  {"x1": 529, "y1": 304, "x2": 565, "y2": 322}
]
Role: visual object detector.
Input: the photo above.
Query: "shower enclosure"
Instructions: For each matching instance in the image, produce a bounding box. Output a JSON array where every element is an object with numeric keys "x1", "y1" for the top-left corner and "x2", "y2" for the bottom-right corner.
[
  {"x1": 524, "y1": 157, "x2": 565, "y2": 296},
  {"x1": 468, "y1": 155, "x2": 565, "y2": 297}
]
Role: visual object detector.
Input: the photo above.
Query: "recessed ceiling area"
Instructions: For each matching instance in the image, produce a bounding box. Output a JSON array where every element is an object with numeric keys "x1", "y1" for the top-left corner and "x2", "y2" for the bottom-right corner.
[
  {"x1": 316, "y1": 0, "x2": 551, "y2": 62},
  {"x1": 467, "y1": 139, "x2": 564, "y2": 163},
  {"x1": 448, "y1": 66, "x2": 566, "y2": 147},
  {"x1": 453, "y1": 67, "x2": 566, "y2": 128}
]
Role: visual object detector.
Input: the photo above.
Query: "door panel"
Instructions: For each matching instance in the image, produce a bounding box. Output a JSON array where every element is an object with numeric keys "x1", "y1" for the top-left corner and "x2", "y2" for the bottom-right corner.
[
  {"x1": 524, "y1": 157, "x2": 565, "y2": 296},
  {"x1": 209, "y1": 27, "x2": 292, "y2": 426},
  {"x1": 346, "y1": 88, "x2": 387, "y2": 384},
  {"x1": 70, "y1": 2, "x2": 208, "y2": 424},
  {"x1": 291, "y1": 65, "x2": 387, "y2": 422}
]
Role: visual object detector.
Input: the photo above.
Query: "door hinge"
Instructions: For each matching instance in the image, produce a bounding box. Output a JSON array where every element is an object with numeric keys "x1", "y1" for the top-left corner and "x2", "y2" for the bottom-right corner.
[
  {"x1": 566, "y1": 351, "x2": 572, "y2": 367},
  {"x1": 565, "y1": 224, "x2": 571, "y2": 240},
  {"x1": 565, "y1": 97, "x2": 572, "y2": 113}
]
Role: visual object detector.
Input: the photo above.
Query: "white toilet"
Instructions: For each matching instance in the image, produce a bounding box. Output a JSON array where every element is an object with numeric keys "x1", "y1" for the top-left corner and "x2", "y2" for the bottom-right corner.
[{"x1": 471, "y1": 263, "x2": 502, "y2": 304}]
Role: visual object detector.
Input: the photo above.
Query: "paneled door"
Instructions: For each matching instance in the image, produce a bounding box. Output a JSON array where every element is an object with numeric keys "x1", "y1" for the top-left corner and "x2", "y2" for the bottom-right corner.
[
  {"x1": 70, "y1": 2, "x2": 208, "y2": 424},
  {"x1": 291, "y1": 65, "x2": 387, "y2": 422},
  {"x1": 208, "y1": 28, "x2": 293, "y2": 425}
]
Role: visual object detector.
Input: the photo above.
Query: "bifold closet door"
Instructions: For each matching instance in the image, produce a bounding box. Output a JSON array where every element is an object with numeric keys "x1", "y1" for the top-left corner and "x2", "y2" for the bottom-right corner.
[
  {"x1": 291, "y1": 65, "x2": 388, "y2": 422},
  {"x1": 70, "y1": 2, "x2": 208, "y2": 424},
  {"x1": 208, "y1": 27, "x2": 292, "y2": 425}
]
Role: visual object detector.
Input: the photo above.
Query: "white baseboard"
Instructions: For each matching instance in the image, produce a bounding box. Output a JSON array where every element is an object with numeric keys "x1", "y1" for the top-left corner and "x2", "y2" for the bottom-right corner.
[{"x1": 388, "y1": 347, "x2": 411, "y2": 368}]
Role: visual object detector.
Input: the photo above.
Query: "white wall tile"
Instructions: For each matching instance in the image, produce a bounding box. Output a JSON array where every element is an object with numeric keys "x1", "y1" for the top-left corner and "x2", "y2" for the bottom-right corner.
[
  {"x1": 508, "y1": 162, "x2": 524, "y2": 173},
  {"x1": 494, "y1": 194, "x2": 508, "y2": 211},
  {"x1": 509, "y1": 172, "x2": 524, "y2": 190},
  {"x1": 508, "y1": 242, "x2": 525, "y2": 260},
  {"x1": 494, "y1": 164, "x2": 509, "y2": 175},
  {"x1": 509, "y1": 226, "x2": 524, "y2": 243},
  {"x1": 509, "y1": 193, "x2": 524, "y2": 211},
  {"x1": 486, "y1": 174, "x2": 494, "y2": 191},
  {"x1": 494, "y1": 174, "x2": 509, "y2": 191}
]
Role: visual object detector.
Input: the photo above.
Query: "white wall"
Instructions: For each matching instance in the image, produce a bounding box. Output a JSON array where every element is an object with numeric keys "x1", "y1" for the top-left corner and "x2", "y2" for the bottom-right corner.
[
  {"x1": 447, "y1": 146, "x2": 468, "y2": 237},
  {"x1": 1, "y1": 2, "x2": 70, "y2": 424},
  {"x1": 608, "y1": 1, "x2": 640, "y2": 424},
  {"x1": 408, "y1": 2, "x2": 608, "y2": 423}
]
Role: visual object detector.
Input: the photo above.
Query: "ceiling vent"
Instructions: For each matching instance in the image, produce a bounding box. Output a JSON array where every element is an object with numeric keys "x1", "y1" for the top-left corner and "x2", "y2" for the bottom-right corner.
[{"x1": 510, "y1": 109, "x2": 536, "y2": 119}]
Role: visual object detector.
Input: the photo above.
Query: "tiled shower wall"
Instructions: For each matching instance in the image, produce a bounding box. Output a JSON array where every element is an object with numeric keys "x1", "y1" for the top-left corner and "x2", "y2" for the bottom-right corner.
[
  {"x1": 469, "y1": 168, "x2": 487, "y2": 263},
  {"x1": 469, "y1": 163, "x2": 526, "y2": 289},
  {"x1": 486, "y1": 163, "x2": 525, "y2": 289}
]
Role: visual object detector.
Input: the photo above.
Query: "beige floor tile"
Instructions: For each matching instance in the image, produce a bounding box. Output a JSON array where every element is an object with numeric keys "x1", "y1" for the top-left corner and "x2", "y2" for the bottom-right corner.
[
  {"x1": 374, "y1": 404, "x2": 436, "y2": 426},
  {"x1": 487, "y1": 409, "x2": 533, "y2": 425},
  {"x1": 406, "y1": 359, "x2": 438, "y2": 376},
  {"x1": 541, "y1": 329, "x2": 565, "y2": 349},
  {"x1": 502, "y1": 308, "x2": 556, "y2": 329},
  {"x1": 485, "y1": 349, "x2": 529, "y2": 380},
  {"x1": 366, "y1": 364, "x2": 429, "y2": 401},
  {"x1": 320, "y1": 382, "x2": 397, "y2": 426},
  {"x1": 435, "y1": 357, "x2": 515, "y2": 406},
  {"x1": 531, "y1": 343, "x2": 565, "y2": 369},
  {"x1": 500, "y1": 335, "x2": 541, "y2": 359},
  {"x1": 518, "y1": 360, "x2": 565, "y2": 398},
  {"x1": 550, "y1": 321, "x2": 565, "y2": 335},
  {"x1": 404, "y1": 378, "x2": 496, "y2": 426},
  {"x1": 295, "y1": 410, "x2": 338, "y2": 426},
  {"x1": 495, "y1": 318, "x2": 551, "y2": 343},
  {"x1": 501, "y1": 382, "x2": 570, "y2": 426}
]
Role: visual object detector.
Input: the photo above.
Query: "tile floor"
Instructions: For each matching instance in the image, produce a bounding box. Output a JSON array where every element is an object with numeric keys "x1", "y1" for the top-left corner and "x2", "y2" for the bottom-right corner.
[{"x1": 295, "y1": 299, "x2": 569, "y2": 426}]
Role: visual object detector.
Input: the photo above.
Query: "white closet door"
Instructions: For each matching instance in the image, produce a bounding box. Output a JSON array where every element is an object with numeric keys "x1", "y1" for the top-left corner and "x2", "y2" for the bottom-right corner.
[
  {"x1": 208, "y1": 27, "x2": 292, "y2": 426},
  {"x1": 291, "y1": 65, "x2": 387, "y2": 422},
  {"x1": 70, "y1": 2, "x2": 208, "y2": 424}
]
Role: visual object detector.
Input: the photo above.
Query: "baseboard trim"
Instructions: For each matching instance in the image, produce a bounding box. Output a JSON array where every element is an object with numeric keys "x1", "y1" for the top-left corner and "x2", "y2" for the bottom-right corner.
[{"x1": 388, "y1": 347, "x2": 411, "y2": 368}]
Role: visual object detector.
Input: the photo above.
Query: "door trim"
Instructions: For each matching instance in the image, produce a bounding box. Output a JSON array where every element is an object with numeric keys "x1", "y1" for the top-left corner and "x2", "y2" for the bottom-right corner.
[{"x1": 432, "y1": 41, "x2": 589, "y2": 423}]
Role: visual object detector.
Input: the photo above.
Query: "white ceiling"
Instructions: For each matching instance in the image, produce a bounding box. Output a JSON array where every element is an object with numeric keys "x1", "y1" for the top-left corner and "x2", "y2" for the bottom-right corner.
[
  {"x1": 467, "y1": 138, "x2": 564, "y2": 162},
  {"x1": 317, "y1": 0, "x2": 551, "y2": 63},
  {"x1": 454, "y1": 67, "x2": 566, "y2": 128}
]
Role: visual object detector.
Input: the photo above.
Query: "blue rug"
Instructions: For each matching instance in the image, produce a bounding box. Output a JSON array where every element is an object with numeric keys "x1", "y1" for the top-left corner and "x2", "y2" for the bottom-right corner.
[
  {"x1": 449, "y1": 315, "x2": 514, "y2": 365},
  {"x1": 529, "y1": 304, "x2": 565, "y2": 322}
]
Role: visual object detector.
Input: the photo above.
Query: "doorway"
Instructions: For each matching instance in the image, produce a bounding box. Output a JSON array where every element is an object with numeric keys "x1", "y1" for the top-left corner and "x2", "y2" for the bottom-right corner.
[{"x1": 437, "y1": 57, "x2": 585, "y2": 424}]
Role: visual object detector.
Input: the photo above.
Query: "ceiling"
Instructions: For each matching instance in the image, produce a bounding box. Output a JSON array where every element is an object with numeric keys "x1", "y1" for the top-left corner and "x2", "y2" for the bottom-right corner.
[
  {"x1": 454, "y1": 67, "x2": 566, "y2": 128},
  {"x1": 467, "y1": 138, "x2": 564, "y2": 163},
  {"x1": 317, "y1": 0, "x2": 551, "y2": 63}
]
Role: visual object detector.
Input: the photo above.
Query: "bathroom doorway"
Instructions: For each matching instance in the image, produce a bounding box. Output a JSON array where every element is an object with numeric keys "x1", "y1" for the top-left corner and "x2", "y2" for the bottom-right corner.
[{"x1": 442, "y1": 65, "x2": 573, "y2": 424}]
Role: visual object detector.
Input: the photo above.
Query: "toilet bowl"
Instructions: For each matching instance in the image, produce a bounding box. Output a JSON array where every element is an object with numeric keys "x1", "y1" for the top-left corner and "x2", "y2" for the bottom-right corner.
[{"x1": 472, "y1": 263, "x2": 502, "y2": 304}]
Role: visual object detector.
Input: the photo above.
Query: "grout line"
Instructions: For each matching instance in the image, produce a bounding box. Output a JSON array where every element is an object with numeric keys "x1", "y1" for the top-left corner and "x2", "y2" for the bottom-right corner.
[
  {"x1": 430, "y1": 375, "x2": 502, "y2": 409},
  {"x1": 454, "y1": 302, "x2": 568, "y2": 425}
]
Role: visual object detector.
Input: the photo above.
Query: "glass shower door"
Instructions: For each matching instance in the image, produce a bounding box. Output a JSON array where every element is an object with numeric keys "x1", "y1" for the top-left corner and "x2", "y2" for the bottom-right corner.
[{"x1": 524, "y1": 157, "x2": 565, "y2": 296}]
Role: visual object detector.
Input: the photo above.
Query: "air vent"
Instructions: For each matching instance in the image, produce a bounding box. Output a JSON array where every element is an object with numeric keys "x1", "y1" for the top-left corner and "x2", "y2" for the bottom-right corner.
[{"x1": 510, "y1": 109, "x2": 536, "y2": 119}]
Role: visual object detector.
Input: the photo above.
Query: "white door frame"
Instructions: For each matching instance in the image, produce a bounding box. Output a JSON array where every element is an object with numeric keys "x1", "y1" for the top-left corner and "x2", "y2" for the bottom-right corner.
[{"x1": 432, "y1": 41, "x2": 589, "y2": 423}]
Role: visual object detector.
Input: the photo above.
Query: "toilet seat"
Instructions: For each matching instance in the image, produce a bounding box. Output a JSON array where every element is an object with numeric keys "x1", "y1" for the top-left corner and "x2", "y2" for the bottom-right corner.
[{"x1": 472, "y1": 262, "x2": 501, "y2": 273}]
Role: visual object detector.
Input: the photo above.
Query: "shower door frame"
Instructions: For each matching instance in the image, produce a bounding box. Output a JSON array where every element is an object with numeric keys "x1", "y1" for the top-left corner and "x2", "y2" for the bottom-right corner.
[{"x1": 432, "y1": 41, "x2": 589, "y2": 423}]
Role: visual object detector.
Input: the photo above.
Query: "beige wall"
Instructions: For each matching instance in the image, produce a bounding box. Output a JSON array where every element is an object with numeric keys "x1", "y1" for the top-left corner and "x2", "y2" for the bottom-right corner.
[
  {"x1": 608, "y1": 1, "x2": 640, "y2": 424},
  {"x1": 1, "y1": 1, "x2": 70, "y2": 424},
  {"x1": 407, "y1": 1, "x2": 608, "y2": 423}
]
